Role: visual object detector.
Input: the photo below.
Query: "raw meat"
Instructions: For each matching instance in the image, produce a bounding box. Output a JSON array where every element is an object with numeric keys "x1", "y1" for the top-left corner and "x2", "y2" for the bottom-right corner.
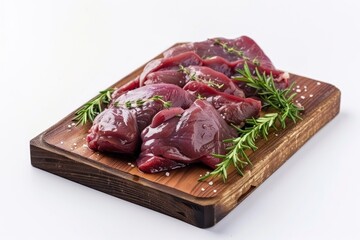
[
  {"x1": 140, "y1": 51, "x2": 289, "y2": 93},
  {"x1": 184, "y1": 81, "x2": 261, "y2": 126},
  {"x1": 137, "y1": 100, "x2": 238, "y2": 173},
  {"x1": 163, "y1": 36, "x2": 275, "y2": 69},
  {"x1": 87, "y1": 108, "x2": 138, "y2": 153},
  {"x1": 87, "y1": 84, "x2": 194, "y2": 154},
  {"x1": 143, "y1": 65, "x2": 245, "y2": 98}
]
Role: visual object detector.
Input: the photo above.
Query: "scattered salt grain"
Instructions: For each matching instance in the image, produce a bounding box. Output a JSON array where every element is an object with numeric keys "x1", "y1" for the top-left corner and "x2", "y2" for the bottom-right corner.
[
  {"x1": 60, "y1": 141, "x2": 64, "y2": 145},
  {"x1": 275, "y1": 133, "x2": 279, "y2": 137},
  {"x1": 199, "y1": 174, "x2": 202, "y2": 177},
  {"x1": 208, "y1": 181, "x2": 213, "y2": 186},
  {"x1": 165, "y1": 172, "x2": 170, "y2": 177},
  {"x1": 201, "y1": 188, "x2": 205, "y2": 191},
  {"x1": 296, "y1": 85, "x2": 300, "y2": 88},
  {"x1": 73, "y1": 143, "x2": 77, "y2": 146},
  {"x1": 213, "y1": 189, "x2": 217, "y2": 193},
  {"x1": 317, "y1": 82, "x2": 321, "y2": 85},
  {"x1": 296, "y1": 89, "x2": 301, "y2": 93},
  {"x1": 71, "y1": 122, "x2": 76, "y2": 126},
  {"x1": 82, "y1": 144, "x2": 88, "y2": 148},
  {"x1": 67, "y1": 124, "x2": 72, "y2": 128},
  {"x1": 130, "y1": 164, "x2": 135, "y2": 168},
  {"x1": 309, "y1": 94, "x2": 313, "y2": 98},
  {"x1": 127, "y1": 162, "x2": 131, "y2": 166},
  {"x1": 300, "y1": 96, "x2": 306, "y2": 99}
]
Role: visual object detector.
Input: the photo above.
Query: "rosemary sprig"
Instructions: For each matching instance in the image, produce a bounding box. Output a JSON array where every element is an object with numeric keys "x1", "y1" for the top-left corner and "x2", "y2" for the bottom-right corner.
[
  {"x1": 235, "y1": 62, "x2": 302, "y2": 127},
  {"x1": 115, "y1": 95, "x2": 172, "y2": 109},
  {"x1": 73, "y1": 88, "x2": 114, "y2": 125},
  {"x1": 200, "y1": 113, "x2": 278, "y2": 182},
  {"x1": 178, "y1": 65, "x2": 224, "y2": 89},
  {"x1": 200, "y1": 63, "x2": 302, "y2": 182}
]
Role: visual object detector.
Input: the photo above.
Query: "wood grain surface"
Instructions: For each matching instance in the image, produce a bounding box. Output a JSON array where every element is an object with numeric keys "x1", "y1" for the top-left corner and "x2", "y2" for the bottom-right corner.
[{"x1": 30, "y1": 45, "x2": 341, "y2": 228}]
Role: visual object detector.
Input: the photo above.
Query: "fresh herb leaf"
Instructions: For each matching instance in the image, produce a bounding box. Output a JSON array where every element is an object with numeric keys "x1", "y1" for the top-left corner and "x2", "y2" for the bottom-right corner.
[{"x1": 73, "y1": 88, "x2": 114, "y2": 125}]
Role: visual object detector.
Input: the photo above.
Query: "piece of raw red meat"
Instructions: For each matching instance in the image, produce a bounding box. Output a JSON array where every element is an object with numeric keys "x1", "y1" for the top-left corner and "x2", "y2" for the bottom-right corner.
[
  {"x1": 184, "y1": 81, "x2": 261, "y2": 126},
  {"x1": 137, "y1": 100, "x2": 238, "y2": 173},
  {"x1": 87, "y1": 84, "x2": 195, "y2": 154},
  {"x1": 163, "y1": 36, "x2": 275, "y2": 69},
  {"x1": 140, "y1": 51, "x2": 289, "y2": 93}
]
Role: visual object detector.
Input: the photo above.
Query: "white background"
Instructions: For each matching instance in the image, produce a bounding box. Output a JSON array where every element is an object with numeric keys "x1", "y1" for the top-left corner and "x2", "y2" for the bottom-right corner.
[{"x1": 1, "y1": 0, "x2": 359, "y2": 239}]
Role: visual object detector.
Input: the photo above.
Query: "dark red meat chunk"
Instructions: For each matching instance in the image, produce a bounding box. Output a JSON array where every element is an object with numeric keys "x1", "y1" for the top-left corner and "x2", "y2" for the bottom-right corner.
[
  {"x1": 140, "y1": 51, "x2": 289, "y2": 94},
  {"x1": 137, "y1": 100, "x2": 238, "y2": 173},
  {"x1": 184, "y1": 81, "x2": 261, "y2": 126},
  {"x1": 87, "y1": 84, "x2": 194, "y2": 154},
  {"x1": 87, "y1": 108, "x2": 138, "y2": 154},
  {"x1": 163, "y1": 36, "x2": 275, "y2": 69}
]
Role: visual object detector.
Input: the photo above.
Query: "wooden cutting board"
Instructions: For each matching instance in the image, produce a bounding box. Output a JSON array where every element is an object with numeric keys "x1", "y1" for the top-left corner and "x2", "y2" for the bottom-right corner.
[{"x1": 30, "y1": 45, "x2": 341, "y2": 228}]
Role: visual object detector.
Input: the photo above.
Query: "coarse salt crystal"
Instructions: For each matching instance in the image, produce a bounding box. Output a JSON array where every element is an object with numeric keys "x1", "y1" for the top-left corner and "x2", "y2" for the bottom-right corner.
[
  {"x1": 128, "y1": 162, "x2": 131, "y2": 166},
  {"x1": 296, "y1": 89, "x2": 301, "y2": 93},
  {"x1": 201, "y1": 188, "x2": 205, "y2": 191},
  {"x1": 296, "y1": 85, "x2": 300, "y2": 88},
  {"x1": 73, "y1": 143, "x2": 77, "y2": 146},
  {"x1": 317, "y1": 82, "x2": 321, "y2": 85},
  {"x1": 309, "y1": 94, "x2": 314, "y2": 97},
  {"x1": 130, "y1": 164, "x2": 135, "y2": 168},
  {"x1": 300, "y1": 96, "x2": 305, "y2": 99},
  {"x1": 71, "y1": 122, "x2": 76, "y2": 126},
  {"x1": 165, "y1": 172, "x2": 170, "y2": 177},
  {"x1": 60, "y1": 141, "x2": 64, "y2": 144},
  {"x1": 213, "y1": 189, "x2": 217, "y2": 193},
  {"x1": 209, "y1": 181, "x2": 213, "y2": 186},
  {"x1": 67, "y1": 124, "x2": 72, "y2": 128}
]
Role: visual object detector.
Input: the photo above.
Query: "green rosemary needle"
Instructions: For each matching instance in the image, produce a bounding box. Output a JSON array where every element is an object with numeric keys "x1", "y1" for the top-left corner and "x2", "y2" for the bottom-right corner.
[
  {"x1": 235, "y1": 62, "x2": 302, "y2": 127},
  {"x1": 73, "y1": 88, "x2": 114, "y2": 125},
  {"x1": 200, "y1": 113, "x2": 278, "y2": 182},
  {"x1": 200, "y1": 63, "x2": 302, "y2": 182}
]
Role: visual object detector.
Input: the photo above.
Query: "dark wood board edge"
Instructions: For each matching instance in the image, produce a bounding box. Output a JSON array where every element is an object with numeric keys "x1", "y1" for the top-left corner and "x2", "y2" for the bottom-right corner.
[{"x1": 30, "y1": 135, "x2": 216, "y2": 228}]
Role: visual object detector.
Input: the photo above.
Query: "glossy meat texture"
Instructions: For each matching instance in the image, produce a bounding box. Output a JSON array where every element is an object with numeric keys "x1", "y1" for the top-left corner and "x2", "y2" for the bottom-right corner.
[
  {"x1": 144, "y1": 70, "x2": 187, "y2": 87},
  {"x1": 137, "y1": 100, "x2": 238, "y2": 173},
  {"x1": 163, "y1": 36, "x2": 275, "y2": 69},
  {"x1": 139, "y1": 52, "x2": 203, "y2": 86},
  {"x1": 112, "y1": 76, "x2": 140, "y2": 100},
  {"x1": 184, "y1": 81, "x2": 261, "y2": 126},
  {"x1": 140, "y1": 51, "x2": 289, "y2": 92},
  {"x1": 87, "y1": 84, "x2": 195, "y2": 154},
  {"x1": 143, "y1": 65, "x2": 245, "y2": 97},
  {"x1": 87, "y1": 108, "x2": 138, "y2": 153},
  {"x1": 111, "y1": 83, "x2": 195, "y2": 131}
]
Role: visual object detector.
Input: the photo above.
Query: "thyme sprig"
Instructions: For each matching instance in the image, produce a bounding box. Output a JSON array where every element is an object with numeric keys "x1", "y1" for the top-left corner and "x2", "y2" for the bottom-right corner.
[
  {"x1": 200, "y1": 63, "x2": 302, "y2": 182},
  {"x1": 115, "y1": 95, "x2": 172, "y2": 109},
  {"x1": 214, "y1": 39, "x2": 260, "y2": 66},
  {"x1": 73, "y1": 88, "x2": 114, "y2": 125},
  {"x1": 178, "y1": 65, "x2": 224, "y2": 89}
]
